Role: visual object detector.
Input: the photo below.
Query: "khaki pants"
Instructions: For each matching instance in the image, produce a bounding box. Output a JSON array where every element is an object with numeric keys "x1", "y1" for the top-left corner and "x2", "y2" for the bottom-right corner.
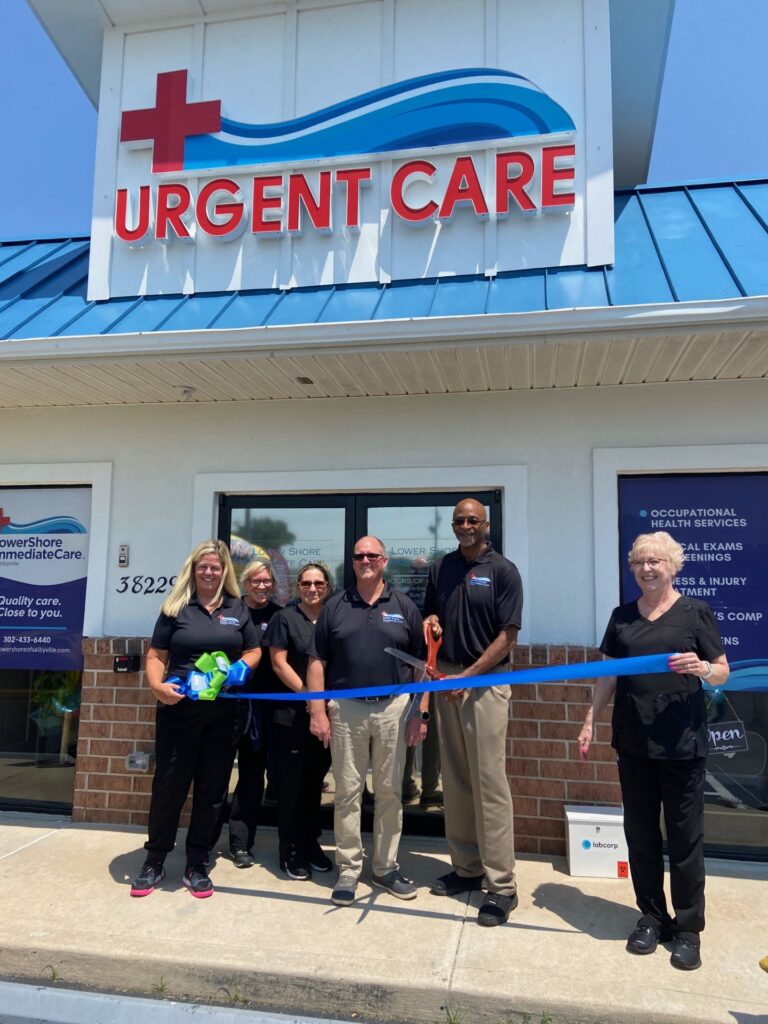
[
  {"x1": 435, "y1": 669, "x2": 516, "y2": 895},
  {"x1": 328, "y1": 693, "x2": 409, "y2": 878}
]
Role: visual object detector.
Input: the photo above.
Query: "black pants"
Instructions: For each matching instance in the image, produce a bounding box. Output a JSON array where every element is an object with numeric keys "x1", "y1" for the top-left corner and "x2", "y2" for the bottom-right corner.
[
  {"x1": 271, "y1": 703, "x2": 332, "y2": 858},
  {"x1": 618, "y1": 752, "x2": 706, "y2": 935},
  {"x1": 145, "y1": 699, "x2": 244, "y2": 865},
  {"x1": 227, "y1": 728, "x2": 268, "y2": 852}
]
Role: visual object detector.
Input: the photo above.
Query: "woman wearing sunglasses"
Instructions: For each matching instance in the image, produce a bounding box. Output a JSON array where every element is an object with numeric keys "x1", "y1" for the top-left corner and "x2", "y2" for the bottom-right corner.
[{"x1": 263, "y1": 562, "x2": 334, "y2": 880}]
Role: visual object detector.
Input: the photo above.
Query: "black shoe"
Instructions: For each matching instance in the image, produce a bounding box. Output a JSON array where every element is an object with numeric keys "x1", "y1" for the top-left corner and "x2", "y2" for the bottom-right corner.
[
  {"x1": 331, "y1": 874, "x2": 358, "y2": 906},
  {"x1": 372, "y1": 870, "x2": 418, "y2": 900},
  {"x1": 402, "y1": 786, "x2": 420, "y2": 804},
  {"x1": 670, "y1": 934, "x2": 701, "y2": 971},
  {"x1": 231, "y1": 848, "x2": 254, "y2": 869},
  {"x1": 281, "y1": 852, "x2": 312, "y2": 880},
  {"x1": 477, "y1": 891, "x2": 517, "y2": 926},
  {"x1": 626, "y1": 925, "x2": 665, "y2": 955},
  {"x1": 419, "y1": 791, "x2": 444, "y2": 809},
  {"x1": 430, "y1": 870, "x2": 484, "y2": 897},
  {"x1": 183, "y1": 864, "x2": 213, "y2": 898},
  {"x1": 306, "y1": 841, "x2": 333, "y2": 873},
  {"x1": 362, "y1": 787, "x2": 374, "y2": 807},
  {"x1": 130, "y1": 859, "x2": 165, "y2": 897}
]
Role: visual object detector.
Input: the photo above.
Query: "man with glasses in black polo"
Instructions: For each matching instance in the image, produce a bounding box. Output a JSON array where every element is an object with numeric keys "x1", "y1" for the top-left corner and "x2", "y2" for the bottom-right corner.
[
  {"x1": 424, "y1": 498, "x2": 523, "y2": 926},
  {"x1": 307, "y1": 536, "x2": 427, "y2": 906}
]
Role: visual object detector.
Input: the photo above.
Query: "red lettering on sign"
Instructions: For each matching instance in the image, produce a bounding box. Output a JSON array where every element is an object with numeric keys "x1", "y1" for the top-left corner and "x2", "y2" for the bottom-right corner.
[
  {"x1": 541, "y1": 145, "x2": 576, "y2": 207},
  {"x1": 114, "y1": 186, "x2": 152, "y2": 243},
  {"x1": 438, "y1": 156, "x2": 489, "y2": 220},
  {"x1": 155, "y1": 183, "x2": 192, "y2": 241},
  {"x1": 495, "y1": 152, "x2": 536, "y2": 214},
  {"x1": 196, "y1": 179, "x2": 245, "y2": 238},
  {"x1": 335, "y1": 168, "x2": 372, "y2": 229},
  {"x1": 288, "y1": 172, "x2": 332, "y2": 233},
  {"x1": 119, "y1": 70, "x2": 221, "y2": 174},
  {"x1": 252, "y1": 176, "x2": 284, "y2": 234},
  {"x1": 0, "y1": 509, "x2": 11, "y2": 531},
  {"x1": 391, "y1": 160, "x2": 438, "y2": 222}
]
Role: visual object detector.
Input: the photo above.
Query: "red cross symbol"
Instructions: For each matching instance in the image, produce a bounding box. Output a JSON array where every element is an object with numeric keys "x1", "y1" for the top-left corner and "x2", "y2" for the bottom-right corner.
[
  {"x1": 0, "y1": 508, "x2": 10, "y2": 531},
  {"x1": 120, "y1": 69, "x2": 221, "y2": 173}
]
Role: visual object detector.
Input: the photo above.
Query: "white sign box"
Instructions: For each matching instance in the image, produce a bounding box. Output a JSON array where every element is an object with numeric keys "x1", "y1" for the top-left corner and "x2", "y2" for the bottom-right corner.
[
  {"x1": 88, "y1": 0, "x2": 614, "y2": 300},
  {"x1": 565, "y1": 804, "x2": 629, "y2": 879}
]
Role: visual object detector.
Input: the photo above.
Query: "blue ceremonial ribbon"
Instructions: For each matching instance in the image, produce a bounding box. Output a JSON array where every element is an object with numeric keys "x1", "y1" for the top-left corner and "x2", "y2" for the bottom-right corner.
[{"x1": 217, "y1": 652, "x2": 678, "y2": 702}]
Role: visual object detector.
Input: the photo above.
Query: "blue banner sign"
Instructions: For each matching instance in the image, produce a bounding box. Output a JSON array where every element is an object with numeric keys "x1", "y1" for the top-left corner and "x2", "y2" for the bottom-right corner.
[
  {"x1": 617, "y1": 474, "x2": 768, "y2": 660},
  {"x1": 0, "y1": 487, "x2": 91, "y2": 670}
]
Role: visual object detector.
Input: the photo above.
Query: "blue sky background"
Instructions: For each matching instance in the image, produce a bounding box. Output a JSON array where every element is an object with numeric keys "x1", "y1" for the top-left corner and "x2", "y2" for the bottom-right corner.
[{"x1": 1, "y1": 0, "x2": 767, "y2": 238}]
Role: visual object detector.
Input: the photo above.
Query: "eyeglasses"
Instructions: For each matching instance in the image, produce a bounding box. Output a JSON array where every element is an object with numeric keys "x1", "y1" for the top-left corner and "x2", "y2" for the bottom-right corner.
[
  {"x1": 452, "y1": 516, "x2": 485, "y2": 527},
  {"x1": 298, "y1": 580, "x2": 327, "y2": 589},
  {"x1": 247, "y1": 578, "x2": 273, "y2": 587},
  {"x1": 196, "y1": 564, "x2": 223, "y2": 575},
  {"x1": 353, "y1": 552, "x2": 384, "y2": 562},
  {"x1": 630, "y1": 558, "x2": 666, "y2": 568}
]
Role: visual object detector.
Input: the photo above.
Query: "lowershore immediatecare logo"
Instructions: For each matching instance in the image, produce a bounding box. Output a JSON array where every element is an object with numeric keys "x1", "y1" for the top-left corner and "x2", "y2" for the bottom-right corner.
[
  {"x1": 0, "y1": 508, "x2": 87, "y2": 535},
  {"x1": 115, "y1": 67, "x2": 577, "y2": 244}
]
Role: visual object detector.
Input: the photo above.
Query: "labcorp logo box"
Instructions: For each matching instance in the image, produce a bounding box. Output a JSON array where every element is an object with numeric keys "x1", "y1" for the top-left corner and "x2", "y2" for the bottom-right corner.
[{"x1": 565, "y1": 804, "x2": 629, "y2": 879}]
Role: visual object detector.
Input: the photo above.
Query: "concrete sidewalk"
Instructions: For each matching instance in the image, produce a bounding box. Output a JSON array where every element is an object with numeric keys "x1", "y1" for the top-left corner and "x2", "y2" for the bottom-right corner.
[{"x1": 0, "y1": 812, "x2": 766, "y2": 1024}]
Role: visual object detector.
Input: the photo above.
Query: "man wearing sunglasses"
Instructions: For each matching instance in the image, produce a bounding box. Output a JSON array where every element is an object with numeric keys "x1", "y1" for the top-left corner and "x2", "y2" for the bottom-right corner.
[
  {"x1": 424, "y1": 498, "x2": 523, "y2": 926},
  {"x1": 307, "y1": 536, "x2": 427, "y2": 907}
]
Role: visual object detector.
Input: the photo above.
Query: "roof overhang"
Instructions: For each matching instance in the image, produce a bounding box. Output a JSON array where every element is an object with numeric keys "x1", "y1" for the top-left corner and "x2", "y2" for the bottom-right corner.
[
  {"x1": 1, "y1": 296, "x2": 765, "y2": 408},
  {"x1": 28, "y1": 0, "x2": 675, "y2": 188}
]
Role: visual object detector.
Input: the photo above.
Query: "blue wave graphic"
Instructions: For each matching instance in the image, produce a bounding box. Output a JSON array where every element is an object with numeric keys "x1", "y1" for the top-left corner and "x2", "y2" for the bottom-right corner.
[
  {"x1": 724, "y1": 660, "x2": 768, "y2": 693},
  {"x1": 2, "y1": 516, "x2": 87, "y2": 535},
  {"x1": 184, "y1": 68, "x2": 575, "y2": 170}
]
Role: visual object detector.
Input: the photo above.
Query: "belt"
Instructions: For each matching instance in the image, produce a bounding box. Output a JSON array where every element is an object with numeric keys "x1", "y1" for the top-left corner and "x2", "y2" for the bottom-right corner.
[
  {"x1": 437, "y1": 660, "x2": 509, "y2": 674},
  {"x1": 355, "y1": 695, "x2": 392, "y2": 703}
]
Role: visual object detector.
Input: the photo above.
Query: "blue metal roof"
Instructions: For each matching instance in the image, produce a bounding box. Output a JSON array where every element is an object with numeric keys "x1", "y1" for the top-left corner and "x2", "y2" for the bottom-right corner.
[{"x1": 1, "y1": 180, "x2": 767, "y2": 343}]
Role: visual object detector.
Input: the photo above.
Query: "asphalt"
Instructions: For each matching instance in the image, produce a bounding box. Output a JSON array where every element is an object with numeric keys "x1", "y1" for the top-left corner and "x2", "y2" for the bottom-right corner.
[{"x1": 0, "y1": 811, "x2": 766, "y2": 1024}]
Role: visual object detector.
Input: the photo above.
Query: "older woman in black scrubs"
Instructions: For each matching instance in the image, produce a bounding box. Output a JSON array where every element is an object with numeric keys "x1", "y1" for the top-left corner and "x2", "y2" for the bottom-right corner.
[
  {"x1": 579, "y1": 531, "x2": 729, "y2": 970},
  {"x1": 130, "y1": 540, "x2": 260, "y2": 899},
  {"x1": 264, "y1": 562, "x2": 334, "y2": 880},
  {"x1": 224, "y1": 557, "x2": 281, "y2": 867}
]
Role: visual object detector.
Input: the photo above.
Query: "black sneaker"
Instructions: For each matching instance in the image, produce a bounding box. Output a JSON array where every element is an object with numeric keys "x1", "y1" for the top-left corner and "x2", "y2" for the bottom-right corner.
[
  {"x1": 419, "y1": 791, "x2": 444, "y2": 809},
  {"x1": 306, "y1": 841, "x2": 333, "y2": 873},
  {"x1": 430, "y1": 870, "x2": 484, "y2": 896},
  {"x1": 477, "y1": 891, "x2": 518, "y2": 926},
  {"x1": 183, "y1": 864, "x2": 214, "y2": 899},
  {"x1": 281, "y1": 852, "x2": 312, "y2": 880},
  {"x1": 130, "y1": 859, "x2": 165, "y2": 897},
  {"x1": 231, "y1": 848, "x2": 255, "y2": 869},
  {"x1": 670, "y1": 934, "x2": 701, "y2": 971},
  {"x1": 372, "y1": 870, "x2": 418, "y2": 900},
  {"x1": 626, "y1": 925, "x2": 665, "y2": 955},
  {"x1": 331, "y1": 874, "x2": 358, "y2": 906}
]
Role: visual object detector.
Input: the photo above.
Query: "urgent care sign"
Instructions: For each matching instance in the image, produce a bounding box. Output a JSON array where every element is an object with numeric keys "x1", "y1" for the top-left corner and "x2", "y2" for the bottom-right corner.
[{"x1": 88, "y1": 0, "x2": 614, "y2": 300}]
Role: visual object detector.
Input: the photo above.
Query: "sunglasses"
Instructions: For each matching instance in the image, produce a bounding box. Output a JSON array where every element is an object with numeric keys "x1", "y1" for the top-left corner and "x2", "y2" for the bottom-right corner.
[
  {"x1": 452, "y1": 516, "x2": 485, "y2": 526},
  {"x1": 298, "y1": 580, "x2": 327, "y2": 589},
  {"x1": 353, "y1": 552, "x2": 384, "y2": 562}
]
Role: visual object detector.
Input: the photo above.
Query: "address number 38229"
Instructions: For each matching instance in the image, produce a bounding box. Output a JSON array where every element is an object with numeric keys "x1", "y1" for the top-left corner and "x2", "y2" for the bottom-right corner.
[{"x1": 115, "y1": 575, "x2": 178, "y2": 595}]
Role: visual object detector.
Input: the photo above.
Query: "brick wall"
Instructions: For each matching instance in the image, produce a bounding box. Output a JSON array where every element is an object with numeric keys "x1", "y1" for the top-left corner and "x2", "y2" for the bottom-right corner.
[{"x1": 74, "y1": 638, "x2": 619, "y2": 855}]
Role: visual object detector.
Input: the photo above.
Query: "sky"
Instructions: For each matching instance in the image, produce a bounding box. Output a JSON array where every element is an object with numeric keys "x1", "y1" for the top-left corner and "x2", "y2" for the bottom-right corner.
[{"x1": 0, "y1": 0, "x2": 767, "y2": 239}]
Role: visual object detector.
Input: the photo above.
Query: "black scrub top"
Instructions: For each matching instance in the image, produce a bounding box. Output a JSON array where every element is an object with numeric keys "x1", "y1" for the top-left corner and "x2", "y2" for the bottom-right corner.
[
  {"x1": 150, "y1": 593, "x2": 260, "y2": 678},
  {"x1": 600, "y1": 596, "x2": 725, "y2": 759},
  {"x1": 244, "y1": 600, "x2": 281, "y2": 694},
  {"x1": 263, "y1": 602, "x2": 317, "y2": 690}
]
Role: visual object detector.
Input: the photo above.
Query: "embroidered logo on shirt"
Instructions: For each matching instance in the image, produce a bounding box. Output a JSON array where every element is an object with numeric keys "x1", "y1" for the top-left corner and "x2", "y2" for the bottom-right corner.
[
  {"x1": 260, "y1": 622, "x2": 268, "y2": 631},
  {"x1": 468, "y1": 573, "x2": 492, "y2": 588},
  {"x1": 381, "y1": 611, "x2": 406, "y2": 624},
  {"x1": 218, "y1": 615, "x2": 240, "y2": 626}
]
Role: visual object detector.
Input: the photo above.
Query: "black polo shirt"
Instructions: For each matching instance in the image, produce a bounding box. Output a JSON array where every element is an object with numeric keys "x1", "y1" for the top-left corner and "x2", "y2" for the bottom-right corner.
[
  {"x1": 309, "y1": 584, "x2": 424, "y2": 691},
  {"x1": 263, "y1": 603, "x2": 317, "y2": 692},
  {"x1": 601, "y1": 597, "x2": 724, "y2": 760},
  {"x1": 424, "y1": 545, "x2": 523, "y2": 665},
  {"x1": 150, "y1": 593, "x2": 260, "y2": 678},
  {"x1": 245, "y1": 600, "x2": 281, "y2": 694}
]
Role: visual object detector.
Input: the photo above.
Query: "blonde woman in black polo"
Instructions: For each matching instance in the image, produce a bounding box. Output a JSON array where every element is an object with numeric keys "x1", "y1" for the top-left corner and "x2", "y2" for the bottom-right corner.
[{"x1": 130, "y1": 540, "x2": 261, "y2": 899}]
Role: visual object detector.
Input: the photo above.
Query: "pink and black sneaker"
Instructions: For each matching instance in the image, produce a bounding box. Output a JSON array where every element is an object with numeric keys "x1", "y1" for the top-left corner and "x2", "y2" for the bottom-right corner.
[
  {"x1": 130, "y1": 859, "x2": 165, "y2": 897},
  {"x1": 183, "y1": 863, "x2": 214, "y2": 898}
]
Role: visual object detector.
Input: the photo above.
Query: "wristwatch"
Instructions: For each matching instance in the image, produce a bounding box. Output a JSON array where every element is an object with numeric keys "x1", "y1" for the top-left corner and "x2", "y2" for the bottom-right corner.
[{"x1": 418, "y1": 710, "x2": 431, "y2": 722}]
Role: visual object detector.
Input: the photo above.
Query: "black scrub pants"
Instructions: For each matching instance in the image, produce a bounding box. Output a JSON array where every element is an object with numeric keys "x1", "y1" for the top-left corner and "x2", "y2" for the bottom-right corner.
[
  {"x1": 227, "y1": 727, "x2": 268, "y2": 853},
  {"x1": 271, "y1": 703, "x2": 332, "y2": 860},
  {"x1": 145, "y1": 699, "x2": 244, "y2": 866},
  {"x1": 618, "y1": 752, "x2": 706, "y2": 935}
]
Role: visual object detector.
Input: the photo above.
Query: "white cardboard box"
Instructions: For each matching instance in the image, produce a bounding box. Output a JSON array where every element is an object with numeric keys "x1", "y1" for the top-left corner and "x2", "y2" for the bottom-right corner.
[{"x1": 564, "y1": 804, "x2": 629, "y2": 878}]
